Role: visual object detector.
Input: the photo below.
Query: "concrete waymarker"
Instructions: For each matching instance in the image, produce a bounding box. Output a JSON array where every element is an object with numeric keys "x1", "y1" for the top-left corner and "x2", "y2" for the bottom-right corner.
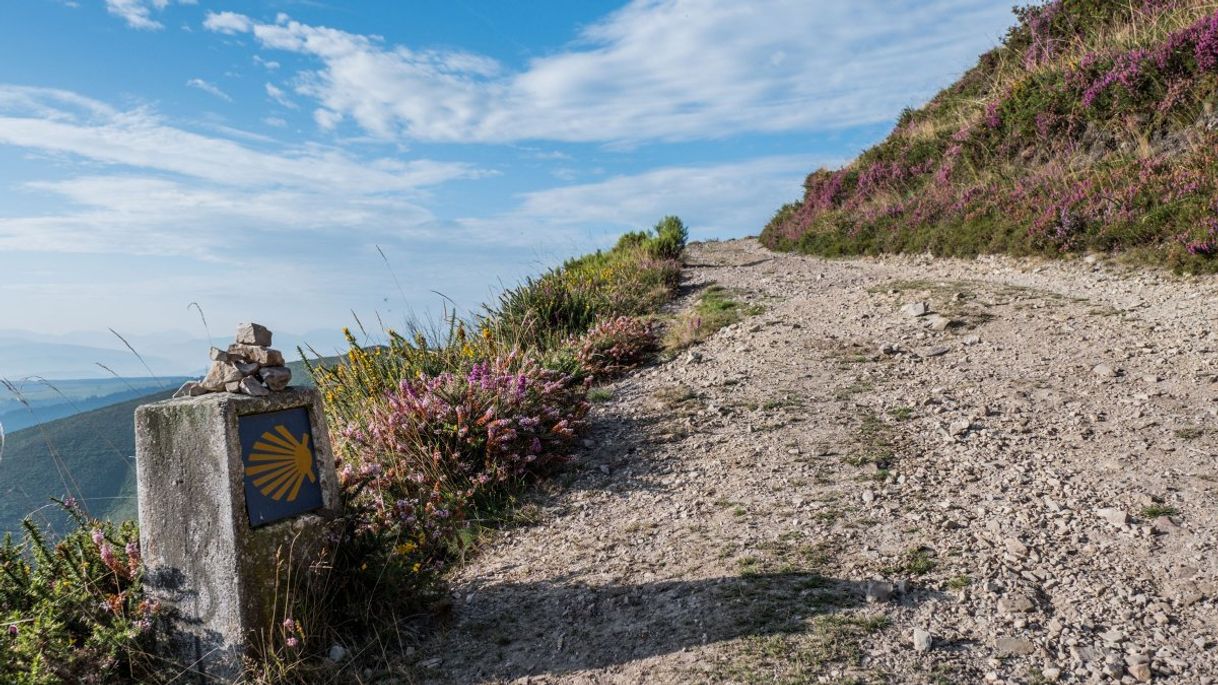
[{"x1": 135, "y1": 386, "x2": 340, "y2": 681}]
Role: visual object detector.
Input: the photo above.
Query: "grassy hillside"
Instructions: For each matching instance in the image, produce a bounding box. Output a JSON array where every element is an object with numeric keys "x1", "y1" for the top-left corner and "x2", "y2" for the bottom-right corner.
[
  {"x1": 762, "y1": 0, "x2": 1218, "y2": 270},
  {"x1": 0, "y1": 389, "x2": 172, "y2": 537},
  {"x1": 0, "y1": 378, "x2": 189, "y2": 433},
  {"x1": 0, "y1": 357, "x2": 331, "y2": 537}
]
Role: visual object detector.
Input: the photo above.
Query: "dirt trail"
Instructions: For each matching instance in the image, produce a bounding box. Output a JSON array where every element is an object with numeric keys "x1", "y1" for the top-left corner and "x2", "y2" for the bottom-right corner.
[{"x1": 419, "y1": 239, "x2": 1218, "y2": 684}]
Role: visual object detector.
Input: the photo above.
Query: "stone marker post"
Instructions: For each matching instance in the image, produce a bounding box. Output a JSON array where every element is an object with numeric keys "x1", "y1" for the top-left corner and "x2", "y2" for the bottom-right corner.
[{"x1": 135, "y1": 324, "x2": 340, "y2": 682}]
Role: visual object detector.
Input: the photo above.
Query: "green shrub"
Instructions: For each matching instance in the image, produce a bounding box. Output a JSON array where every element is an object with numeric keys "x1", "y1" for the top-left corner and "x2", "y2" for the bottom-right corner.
[
  {"x1": 648, "y1": 215, "x2": 689, "y2": 260},
  {"x1": 1, "y1": 504, "x2": 158, "y2": 684}
]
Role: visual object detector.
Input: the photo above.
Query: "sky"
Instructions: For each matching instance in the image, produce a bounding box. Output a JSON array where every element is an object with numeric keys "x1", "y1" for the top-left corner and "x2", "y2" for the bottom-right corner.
[{"x1": 0, "y1": 0, "x2": 1018, "y2": 360}]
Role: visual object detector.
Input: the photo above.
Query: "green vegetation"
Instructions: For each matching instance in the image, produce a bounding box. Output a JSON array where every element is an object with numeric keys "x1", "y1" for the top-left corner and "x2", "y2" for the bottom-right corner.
[
  {"x1": 664, "y1": 284, "x2": 764, "y2": 352},
  {"x1": 1, "y1": 507, "x2": 157, "y2": 684},
  {"x1": 0, "y1": 390, "x2": 173, "y2": 538},
  {"x1": 1, "y1": 217, "x2": 689, "y2": 683},
  {"x1": 1139, "y1": 504, "x2": 1180, "y2": 519},
  {"x1": 587, "y1": 387, "x2": 614, "y2": 403},
  {"x1": 891, "y1": 546, "x2": 937, "y2": 576},
  {"x1": 946, "y1": 574, "x2": 973, "y2": 591},
  {"x1": 727, "y1": 614, "x2": 889, "y2": 684},
  {"x1": 762, "y1": 1, "x2": 1218, "y2": 271}
]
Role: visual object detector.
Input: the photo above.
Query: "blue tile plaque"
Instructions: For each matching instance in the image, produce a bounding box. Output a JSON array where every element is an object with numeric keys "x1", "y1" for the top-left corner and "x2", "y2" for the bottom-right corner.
[{"x1": 238, "y1": 407, "x2": 324, "y2": 527}]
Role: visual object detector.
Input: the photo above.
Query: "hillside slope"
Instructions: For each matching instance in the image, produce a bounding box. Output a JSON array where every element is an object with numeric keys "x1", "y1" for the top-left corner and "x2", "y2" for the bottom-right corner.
[
  {"x1": 762, "y1": 0, "x2": 1218, "y2": 270},
  {"x1": 0, "y1": 357, "x2": 327, "y2": 536},
  {"x1": 0, "y1": 389, "x2": 172, "y2": 537}
]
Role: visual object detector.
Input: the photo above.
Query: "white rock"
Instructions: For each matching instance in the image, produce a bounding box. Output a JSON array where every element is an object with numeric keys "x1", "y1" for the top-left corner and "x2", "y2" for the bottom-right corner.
[
  {"x1": 1097, "y1": 507, "x2": 1129, "y2": 527},
  {"x1": 913, "y1": 628, "x2": 933, "y2": 652},
  {"x1": 902, "y1": 302, "x2": 930, "y2": 317}
]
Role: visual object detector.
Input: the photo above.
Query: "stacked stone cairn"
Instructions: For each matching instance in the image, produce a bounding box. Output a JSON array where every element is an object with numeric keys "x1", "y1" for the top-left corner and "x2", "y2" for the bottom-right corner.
[{"x1": 174, "y1": 322, "x2": 292, "y2": 398}]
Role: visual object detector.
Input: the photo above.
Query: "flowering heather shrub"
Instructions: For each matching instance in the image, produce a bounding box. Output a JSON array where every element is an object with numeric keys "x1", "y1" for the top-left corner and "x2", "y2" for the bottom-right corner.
[
  {"x1": 576, "y1": 317, "x2": 658, "y2": 379},
  {"x1": 330, "y1": 354, "x2": 586, "y2": 576},
  {"x1": 290, "y1": 223, "x2": 682, "y2": 672},
  {"x1": 1, "y1": 505, "x2": 158, "y2": 684},
  {"x1": 762, "y1": 1, "x2": 1218, "y2": 271}
]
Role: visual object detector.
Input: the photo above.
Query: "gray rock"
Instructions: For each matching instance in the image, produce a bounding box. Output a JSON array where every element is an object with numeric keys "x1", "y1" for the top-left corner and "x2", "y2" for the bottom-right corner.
[
  {"x1": 209, "y1": 347, "x2": 229, "y2": 362},
  {"x1": 926, "y1": 315, "x2": 955, "y2": 332},
  {"x1": 902, "y1": 302, "x2": 930, "y2": 317},
  {"x1": 235, "y1": 322, "x2": 272, "y2": 347},
  {"x1": 225, "y1": 380, "x2": 242, "y2": 393},
  {"x1": 919, "y1": 346, "x2": 950, "y2": 358},
  {"x1": 328, "y1": 644, "x2": 347, "y2": 663},
  {"x1": 237, "y1": 376, "x2": 270, "y2": 397},
  {"x1": 234, "y1": 360, "x2": 261, "y2": 376},
  {"x1": 227, "y1": 344, "x2": 285, "y2": 367},
  {"x1": 1097, "y1": 507, "x2": 1129, "y2": 527},
  {"x1": 259, "y1": 366, "x2": 292, "y2": 392},
  {"x1": 1042, "y1": 667, "x2": 1061, "y2": 682},
  {"x1": 1128, "y1": 663, "x2": 1151, "y2": 682},
  {"x1": 1152, "y1": 517, "x2": 1180, "y2": 535},
  {"x1": 1004, "y1": 537, "x2": 1029, "y2": 558},
  {"x1": 1093, "y1": 363, "x2": 1121, "y2": 378},
  {"x1": 913, "y1": 628, "x2": 933, "y2": 652},
  {"x1": 201, "y1": 361, "x2": 243, "y2": 391},
  {"x1": 998, "y1": 593, "x2": 1035, "y2": 614},
  {"x1": 865, "y1": 581, "x2": 893, "y2": 603},
  {"x1": 994, "y1": 636, "x2": 1037, "y2": 656}
]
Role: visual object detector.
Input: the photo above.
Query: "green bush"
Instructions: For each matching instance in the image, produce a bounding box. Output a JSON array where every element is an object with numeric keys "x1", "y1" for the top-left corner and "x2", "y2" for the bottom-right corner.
[
  {"x1": 648, "y1": 215, "x2": 689, "y2": 260},
  {"x1": 1, "y1": 504, "x2": 158, "y2": 685}
]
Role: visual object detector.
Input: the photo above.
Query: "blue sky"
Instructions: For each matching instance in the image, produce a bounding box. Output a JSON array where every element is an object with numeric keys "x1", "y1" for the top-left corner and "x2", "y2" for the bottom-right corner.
[{"x1": 0, "y1": 0, "x2": 1017, "y2": 354}]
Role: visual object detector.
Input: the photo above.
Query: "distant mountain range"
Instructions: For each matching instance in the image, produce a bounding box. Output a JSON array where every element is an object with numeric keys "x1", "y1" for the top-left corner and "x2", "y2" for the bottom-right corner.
[
  {"x1": 0, "y1": 327, "x2": 351, "y2": 380},
  {"x1": 0, "y1": 377, "x2": 190, "y2": 433},
  {"x1": 0, "y1": 355, "x2": 336, "y2": 537}
]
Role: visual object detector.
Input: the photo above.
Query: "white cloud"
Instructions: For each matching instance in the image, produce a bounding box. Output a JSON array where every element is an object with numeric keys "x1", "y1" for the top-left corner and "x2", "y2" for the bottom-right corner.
[
  {"x1": 457, "y1": 155, "x2": 830, "y2": 249},
  {"x1": 106, "y1": 0, "x2": 192, "y2": 30},
  {"x1": 203, "y1": 10, "x2": 252, "y2": 35},
  {"x1": 0, "y1": 86, "x2": 485, "y2": 258},
  {"x1": 204, "y1": 1, "x2": 1014, "y2": 144},
  {"x1": 105, "y1": 0, "x2": 162, "y2": 29},
  {"x1": 265, "y1": 83, "x2": 297, "y2": 109},
  {"x1": 186, "y1": 78, "x2": 232, "y2": 102}
]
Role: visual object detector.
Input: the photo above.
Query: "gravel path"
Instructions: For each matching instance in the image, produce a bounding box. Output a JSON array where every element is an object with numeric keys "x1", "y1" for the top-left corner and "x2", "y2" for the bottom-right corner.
[{"x1": 419, "y1": 238, "x2": 1218, "y2": 684}]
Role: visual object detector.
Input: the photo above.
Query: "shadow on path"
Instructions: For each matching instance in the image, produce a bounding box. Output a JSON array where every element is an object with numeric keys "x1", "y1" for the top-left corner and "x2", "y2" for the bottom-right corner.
[{"x1": 425, "y1": 572, "x2": 932, "y2": 682}]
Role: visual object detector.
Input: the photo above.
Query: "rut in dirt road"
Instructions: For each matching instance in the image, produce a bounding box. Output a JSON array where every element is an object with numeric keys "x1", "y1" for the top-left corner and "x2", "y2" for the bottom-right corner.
[{"x1": 418, "y1": 239, "x2": 1218, "y2": 684}]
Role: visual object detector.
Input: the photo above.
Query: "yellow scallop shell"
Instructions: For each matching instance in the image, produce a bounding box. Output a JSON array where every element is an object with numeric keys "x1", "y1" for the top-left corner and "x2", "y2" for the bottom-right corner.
[{"x1": 245, "y1": 425, "x2": 317, "y2": 502}]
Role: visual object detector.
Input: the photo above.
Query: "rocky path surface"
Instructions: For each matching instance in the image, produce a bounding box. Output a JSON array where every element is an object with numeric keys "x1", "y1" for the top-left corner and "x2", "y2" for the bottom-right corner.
[{"x1": 419, "y1": 239, "x2": 1218, "y2": 684}]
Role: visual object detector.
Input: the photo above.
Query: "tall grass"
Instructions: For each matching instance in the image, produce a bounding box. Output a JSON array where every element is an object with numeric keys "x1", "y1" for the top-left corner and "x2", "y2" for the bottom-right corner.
[{"x1": 262, "y1": 218, "x2": 687, "y2": 677}]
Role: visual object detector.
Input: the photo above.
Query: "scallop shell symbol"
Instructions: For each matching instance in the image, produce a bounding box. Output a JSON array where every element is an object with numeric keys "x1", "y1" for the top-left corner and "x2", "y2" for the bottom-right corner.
[{"x1": 245, "y1": 425, "x2": 317, "y2": 502}]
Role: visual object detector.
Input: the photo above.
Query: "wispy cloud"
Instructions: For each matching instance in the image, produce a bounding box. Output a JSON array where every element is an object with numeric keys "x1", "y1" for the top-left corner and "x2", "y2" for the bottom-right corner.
[
  {"x1": 0, "y1": 85, "x2": 485, "y2": 258},
  {"x1": 105, "y1": 0, "x2": 193, "y2": 30},
  {"x1": 186, "y1": 78, "x2": 232, "y2": 102},
  {"x1": 265, "y1": 82, "x2": 296, "y2": 109},
  {"x1": 204, "y1": 0, "x2": 1014, "y2": 144},
  {"x1": 105, "y1": 0, "x2": 164, "y2": 30}
]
